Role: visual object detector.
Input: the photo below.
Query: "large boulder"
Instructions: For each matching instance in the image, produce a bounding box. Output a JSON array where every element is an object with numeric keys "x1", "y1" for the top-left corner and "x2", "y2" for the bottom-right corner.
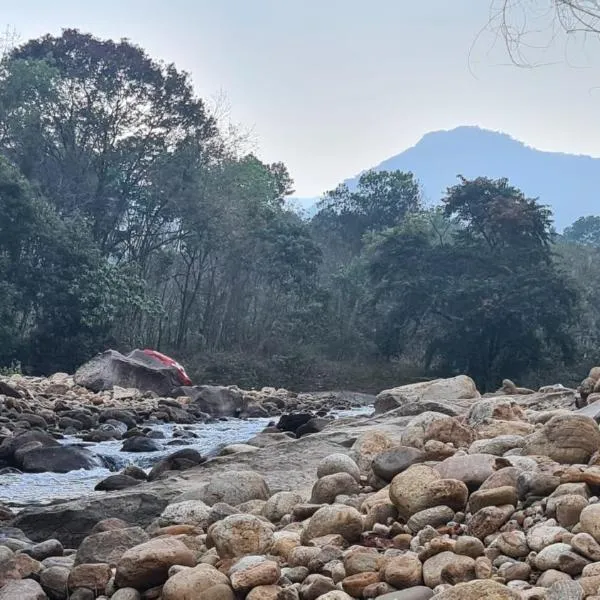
[
  {"x1": 190, "y1": 470, "x2": 270, "y2": 506},
  {"x1": 11, "y1": 492, "x2": 169, "y2": 547},
  {"x1": 74, "y1": 349, "x2": 182, "y2": 394},
  {"x1": 375, "y1": 376, "x2": 479, "y2": 415},
  {"x1": 115, "y1": 537, "x2": 196, "y2": 590},
  {"x1": 75, "y1": 526, "x2": 149, "y2": 566},
  {"x1": 522, "y1": 414, "x2": 600, "y2": 464},
  {"x1": 17, "y1": 445, "x2": 104, "y2": 473}
]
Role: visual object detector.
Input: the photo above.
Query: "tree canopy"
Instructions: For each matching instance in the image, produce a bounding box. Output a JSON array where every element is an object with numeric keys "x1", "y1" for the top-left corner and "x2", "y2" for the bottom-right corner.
[{"x1": 0, "y1": 28, "x2": 598, "y2": 390}]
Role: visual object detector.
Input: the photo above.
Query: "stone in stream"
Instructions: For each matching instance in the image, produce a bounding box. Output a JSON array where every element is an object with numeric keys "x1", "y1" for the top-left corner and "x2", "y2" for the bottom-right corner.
[
  {"x1": 120, "y1": 436, "x2": 161, "y2": 452},
  {"x1": 95, "y1": 474, "x2": 143, "y2": 491},
  {"x1": 19, "y1": 446, "x2": 105, "y2": 474}
]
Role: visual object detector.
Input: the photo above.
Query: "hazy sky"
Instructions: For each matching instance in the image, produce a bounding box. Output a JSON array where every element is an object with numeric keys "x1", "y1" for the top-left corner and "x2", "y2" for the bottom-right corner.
[{"x1": 4, "y1": 0, "x2": 600, "y2": 196}]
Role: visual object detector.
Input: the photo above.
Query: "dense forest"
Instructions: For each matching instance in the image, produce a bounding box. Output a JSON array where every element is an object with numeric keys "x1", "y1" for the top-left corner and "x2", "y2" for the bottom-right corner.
[{"x1": 1, "y1": 30, "x2": 599, "y2": 391}]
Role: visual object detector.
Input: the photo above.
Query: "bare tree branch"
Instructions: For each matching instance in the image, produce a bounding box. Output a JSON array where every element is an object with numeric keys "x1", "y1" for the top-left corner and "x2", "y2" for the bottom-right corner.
[{"x1": 489, "y1": 0, "x2": 600, "y2": 66}]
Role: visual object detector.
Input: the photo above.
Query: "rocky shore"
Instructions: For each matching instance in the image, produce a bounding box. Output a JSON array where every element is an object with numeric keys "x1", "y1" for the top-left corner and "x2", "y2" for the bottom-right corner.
[{"x1": 1, "y1": 370, "x2": 600, "y2": 598}]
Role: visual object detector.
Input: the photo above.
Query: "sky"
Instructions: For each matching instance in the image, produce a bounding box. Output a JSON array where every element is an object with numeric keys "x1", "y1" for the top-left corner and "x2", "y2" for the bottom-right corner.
[{"x1": 3, "y1": 0, "x2": 600, "y2": 197}]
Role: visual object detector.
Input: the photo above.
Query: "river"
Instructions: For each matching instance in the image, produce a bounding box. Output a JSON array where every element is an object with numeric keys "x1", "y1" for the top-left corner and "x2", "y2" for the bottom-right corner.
[{"x1": 0, "y1": 406, "x2": 372, "y2": 507}]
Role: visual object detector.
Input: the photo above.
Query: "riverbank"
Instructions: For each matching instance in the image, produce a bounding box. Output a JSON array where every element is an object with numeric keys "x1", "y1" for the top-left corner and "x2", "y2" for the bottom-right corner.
[{"x1": 1, "y1": 372, "x2": 600, "y2": 598}]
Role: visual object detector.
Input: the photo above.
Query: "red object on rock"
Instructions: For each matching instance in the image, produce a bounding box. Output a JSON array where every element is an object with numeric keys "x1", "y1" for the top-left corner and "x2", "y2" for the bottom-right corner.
[{"x1": 142, "y1": 349, "x2": 192, "y2": 386}]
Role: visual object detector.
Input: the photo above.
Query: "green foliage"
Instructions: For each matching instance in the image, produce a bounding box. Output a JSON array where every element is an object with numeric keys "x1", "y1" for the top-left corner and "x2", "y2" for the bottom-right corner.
[
  {"x1": 367, "y1": 177, "x2": 578, "y2": 389},
  {"x1": 0, "y1": 28, "x2": 596, "y2": 391},
  {"x1": 563, "y1": 216, "x2": 600, "y2": 248}
]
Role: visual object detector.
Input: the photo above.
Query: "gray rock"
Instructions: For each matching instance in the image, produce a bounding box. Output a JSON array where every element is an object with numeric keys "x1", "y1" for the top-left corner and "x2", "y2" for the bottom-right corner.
[
  {"x1": 372, "y1": 447, "x2": 426, "y2": 481},
  {"x1": 74, "y1": 349, "x2": 183, "y2": 394}
]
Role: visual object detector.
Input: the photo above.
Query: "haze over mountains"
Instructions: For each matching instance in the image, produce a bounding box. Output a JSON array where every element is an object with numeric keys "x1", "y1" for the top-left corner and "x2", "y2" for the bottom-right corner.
[{"x1": 294, "y1": 126, "x2": 600, "y2": 230}]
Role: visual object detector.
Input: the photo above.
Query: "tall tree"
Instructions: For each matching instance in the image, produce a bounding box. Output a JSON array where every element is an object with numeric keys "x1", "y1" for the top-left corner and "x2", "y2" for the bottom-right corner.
[
  {"x1": 0, "y1": 29, "x2": 217, "y2": 257},
  {"x1": 368, "y1": 176, "x2": 577, "y2": 388}
]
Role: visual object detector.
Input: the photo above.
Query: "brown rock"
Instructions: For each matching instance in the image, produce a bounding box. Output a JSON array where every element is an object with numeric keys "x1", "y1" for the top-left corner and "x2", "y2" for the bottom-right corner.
[
  {"x1": 341, "y1": 572, "x2": 380, "y2": 597},
  {"x1": 522, "y1": 414, "x2": 600, "y2": 464},
  {"x1": 468, "y1": 486, "x2": 518, "y2": 514},
  {"x1": 381, "y1": 552, "x2": 423, "y2": 588},
  {"x1": 434, "y1": 580, "x2": 521, "y2": 599},
  {"x1": 229, "y1": 556, "x2": 280, "y2": 591},
  {"x1": 162, "y1": 564, "x2": 230, "y2": 599},
  {"x1": 75, "y1": 527, "x2": 149, "y2": 566},
  {"x1": 208, "y1": 514, "x2": 274, "y2": 559},
  {"x1": 466, "y1": 505, "x2": 514, "y2": 539},
  {"x1": 68, "y1": 563, "x2": 112, "y2": 591},
  {"x1": 301, "y1": 505, "x2": 363, "y2": 544},
  {"x1": 114, "y1": 537, "x2": 196, "y2": 590}
]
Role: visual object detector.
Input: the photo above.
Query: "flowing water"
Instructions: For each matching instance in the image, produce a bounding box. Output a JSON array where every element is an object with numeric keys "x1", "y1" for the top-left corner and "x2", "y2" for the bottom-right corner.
[{"x1": 0, "y1": 406, "x2": 373, "y2": 507}]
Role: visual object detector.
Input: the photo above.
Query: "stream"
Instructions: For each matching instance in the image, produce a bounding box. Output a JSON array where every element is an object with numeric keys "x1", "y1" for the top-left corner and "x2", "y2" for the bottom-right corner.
[{"x1": 0, "y1": 406, "x2": 372, "y2": 507}]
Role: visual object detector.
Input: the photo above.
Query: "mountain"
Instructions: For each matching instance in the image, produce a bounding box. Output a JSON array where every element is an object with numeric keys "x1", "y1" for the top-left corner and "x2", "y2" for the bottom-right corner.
[{"x1": 296, "y1": 126, "x2": 600, "y2": 230}]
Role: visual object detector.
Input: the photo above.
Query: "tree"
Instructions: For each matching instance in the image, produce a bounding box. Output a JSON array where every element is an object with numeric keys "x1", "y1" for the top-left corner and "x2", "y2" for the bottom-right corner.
[
  {"x1": 314, "y1": 170, "x2": 422, "y2": 254},
  {"x1": 563, "y1": 215, "x2": 600, "y2": 247},
  {"x1": 368, "y1": 176, "x2": 578, "y2": 389},
  {"x1": 0, "y1": 29, "x2": 217, "y2": 257},
  {"x1": 0, "y1": 155, "x2": 152, "y2": 373}
]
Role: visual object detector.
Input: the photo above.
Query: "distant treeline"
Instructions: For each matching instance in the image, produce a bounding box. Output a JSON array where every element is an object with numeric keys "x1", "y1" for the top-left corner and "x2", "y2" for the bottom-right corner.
[{"x1": 0, "y1": 30, "x2": 598, "y2": 390}]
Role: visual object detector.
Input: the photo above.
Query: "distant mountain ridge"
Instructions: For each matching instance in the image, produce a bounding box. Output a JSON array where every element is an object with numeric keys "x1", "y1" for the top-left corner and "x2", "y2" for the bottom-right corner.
[{"x1": 293, "y1": 126, "x2": 600, "y2": 230}]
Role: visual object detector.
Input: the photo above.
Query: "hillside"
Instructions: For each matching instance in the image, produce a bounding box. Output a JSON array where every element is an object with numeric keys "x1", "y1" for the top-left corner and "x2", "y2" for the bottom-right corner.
[{"x1": 299, "y1": 126, "x2": 600, "y2": 230}]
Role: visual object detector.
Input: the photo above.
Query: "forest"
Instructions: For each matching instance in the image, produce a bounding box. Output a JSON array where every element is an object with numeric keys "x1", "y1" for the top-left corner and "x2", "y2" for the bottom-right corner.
[{"x1": 1, "y1": 30, "x2": 599, "y2": 391}]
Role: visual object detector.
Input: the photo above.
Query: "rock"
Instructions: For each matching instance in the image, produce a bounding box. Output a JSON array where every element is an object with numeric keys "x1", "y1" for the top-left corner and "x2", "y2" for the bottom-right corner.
[
  {"x1": 423, "y1": 417, "x2": 475, "y2": 448},
  {"x1": 468, "y1": 435, "x2": 525, "y2": 455},
  {"x1": 492, "y1": 531, "x2": 529, "y2": 558},
  {"x1": 434, "y1": 580, "x2": 521, "y2": 599},
  {"x1": 158, "y1": 500, "x2": 210, "y2": 528},
  {"x1": 423, "y1": 551, "x2": 473, "y2": 587},
  {"x1": 466, "y1": 505, "x2": 514, "y2": 539},
  {"x1": 390, "y1": 465, "x2": 468, "y2": 519},
  {"x1": 75, "y1": 527, "x2": 149, "y2": 566},
  {"x1": 262, "y1": 492, "x2": 304, "y2": 523},
  {"x1": 371, "y1": 447, "x2": 426, "y2": 482},
  {"x1": 277, "y1": 413, "x2": 313, "y2": 434},
  {"x1": 40, "y1": 566, "x2": 70, "y2": 600},
  {"x1": 316, "y1": 454, "x2": 361, "y2": 482},
  {"x1": 571, "y1": 533, "x2": 600, "y2": 561},
  {"x1": 375, "y1": 376, "x2": 480, "y2": 415},
  {"x1": 434, "y1": 453, "x2": 497, "y2": 490},
  {"x1": 526, "y1": 523, "x2": 568, "y2": 552},
  {"x1": 68, "y1": 563, "x2": 112, "y2": 591},
  {"x1": 375, "y1": 589, "x2": 433, "y2": 600},
  {"x1": 297, "y1": 417, "x2": 330, "y2": 437},
  {"x1": 111, "y1": 590, "x2": 141, "y2": 600},
  {"x1": 0, "y1": 579, "x2": 47, "y2": 600},
  {"x1": 468, "y1": 486, "x2": 518, "y2": 514},
  {"x1": 381, "y1": 552, "x2": 423, "y2": 588},
  {"x1": 310, "y1": 472, "x2": 359, "y2": 504},
  {"x1": 407, "y1": 506, "x2": 455, "y2": 533},
  {"x1": 120, "y1": 436, "x2": 161, "y2": 452},
  {"x1": 114, "y1": 537, "x2": 196, "y2": 589},
  {"x1": 579, "y1": 503, "x2": 600, "y2": 542},
  {"x1": 197, "y1": 470, "x2": 270, "y2": 506},
  {"x1": 546, "y1": 581, "x2": 584, "y2": 600},
  {"x1": 74, "y1": 349, "x2": 182, "y2": 394},
  {"x1": 300, "y1": 574, "x2": 337, "y2": 600},
  {"x1": 535, "y1": 543, "x2": 589, "y2": 574},
  {"x1": 184, "y1": 384, "x2": 247, "y2": 417},
  {"x1": 522, "y1": 414, "x2": 600, "y2": 464},
  {"x1": 301, "y1": 505, "x2": 363, "y2": 544},
  {"x1": 555, "y1": 494, "x2": 588, "y2": 528},
  {"x1": 341, "y1": 572, "x2": 380, "y2": 596},
  {"x1": 146, "y1": 448, "x2": 204, "y2": 481},
  {"x1": 161, "y1": 564, "x2": 229, "y2": 599},
  {"x1": 208, "y1": 514, "x2": 274, "y2": 558},
  {"x1": 18, "y1": 445, "x2": 104, "y2": 473},
  {"x1": 28, "y1": 539, "x2": 63, "y2": 560},
  {"x1": 95, "y1": 474, "x2": 142, "y2": 491},
  {"x1": 229, "y1": 556, "x2": 280, "y2": 591}
]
